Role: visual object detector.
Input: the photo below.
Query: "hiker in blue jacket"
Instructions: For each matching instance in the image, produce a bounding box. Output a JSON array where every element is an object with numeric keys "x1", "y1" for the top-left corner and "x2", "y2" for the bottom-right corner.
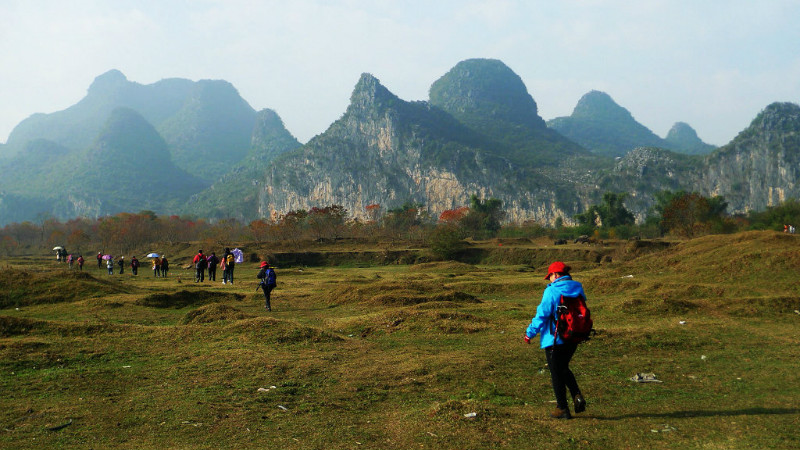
[
  {"x1": 524, "y1": 261, "x2": 587, "y2": 420},
  {"x1": 257, "y1": 261, "x2": 277, "y2": 311}
]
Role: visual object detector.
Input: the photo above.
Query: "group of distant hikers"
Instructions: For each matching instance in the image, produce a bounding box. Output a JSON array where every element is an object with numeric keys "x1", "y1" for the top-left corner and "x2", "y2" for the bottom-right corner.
[
  {"x1": 190, "y1": 248, "x2": 276, "y2": 310},
  {"x1": 55, "y1": 248, "x2": 85, "y2": 270},
  {"x1": 191, "y1": 248, "x2": 238, "y2": 284},
  {"x1": 53, "y1": 242, "x2": 586, "y2": 418}
]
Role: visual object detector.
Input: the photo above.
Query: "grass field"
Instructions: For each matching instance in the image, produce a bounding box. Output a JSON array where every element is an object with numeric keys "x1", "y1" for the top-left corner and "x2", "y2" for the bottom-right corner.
[{"x1": 1, "y1": 231, "x2": 799, "y2": 449}]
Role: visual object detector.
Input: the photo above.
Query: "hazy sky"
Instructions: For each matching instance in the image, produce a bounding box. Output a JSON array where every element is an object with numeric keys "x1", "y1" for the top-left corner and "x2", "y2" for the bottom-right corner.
[{"x1": 2, "y1": 0, "x2": 799, "y2": 146}]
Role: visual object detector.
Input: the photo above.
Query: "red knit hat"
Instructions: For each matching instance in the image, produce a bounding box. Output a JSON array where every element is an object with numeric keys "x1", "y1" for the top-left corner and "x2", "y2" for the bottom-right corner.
[{"x1": 544, "y1": 261, "x2": 570, "y2": 279}]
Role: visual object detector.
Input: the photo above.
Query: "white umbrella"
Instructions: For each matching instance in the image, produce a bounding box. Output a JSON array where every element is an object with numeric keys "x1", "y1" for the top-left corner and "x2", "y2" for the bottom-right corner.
[
  {"x1": 146, "y1": 253, "x2": 160, "y2": 258},
  {"x1": 53, "y1": 246, "x2": 64, "y2": 251},
  {"x1": 232, "y1": 248, "x2": 244, "y2": 263}
]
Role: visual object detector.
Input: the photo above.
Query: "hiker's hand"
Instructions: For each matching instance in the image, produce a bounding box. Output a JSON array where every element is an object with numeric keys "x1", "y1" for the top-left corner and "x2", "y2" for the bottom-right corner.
[{"x1": 523, "y1": 335, "x2": 531, "y2": 344}]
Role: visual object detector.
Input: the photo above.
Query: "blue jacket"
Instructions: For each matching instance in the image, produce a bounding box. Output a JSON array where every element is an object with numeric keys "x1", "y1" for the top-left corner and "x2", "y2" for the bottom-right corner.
[{"x1": 525, "y1": 275, "x2": 586, "y2": 348}]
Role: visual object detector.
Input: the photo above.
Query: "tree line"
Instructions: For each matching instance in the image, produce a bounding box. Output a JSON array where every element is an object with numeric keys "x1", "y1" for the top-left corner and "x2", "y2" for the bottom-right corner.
[{"x1": 1, "y1": 191, "x2": 798, "y2": 257}]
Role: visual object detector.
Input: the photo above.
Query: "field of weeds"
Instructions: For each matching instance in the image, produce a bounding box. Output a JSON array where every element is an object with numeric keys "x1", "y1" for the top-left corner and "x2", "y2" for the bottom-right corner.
[{"x1": 1, "y1": 231, "x2": 799, "y2": 449}]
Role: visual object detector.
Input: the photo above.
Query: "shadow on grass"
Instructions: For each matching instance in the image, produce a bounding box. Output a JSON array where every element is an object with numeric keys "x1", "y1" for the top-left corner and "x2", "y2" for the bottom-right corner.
[{"x1": 594, "y1": 407, "x2": 799, "y2": 420}]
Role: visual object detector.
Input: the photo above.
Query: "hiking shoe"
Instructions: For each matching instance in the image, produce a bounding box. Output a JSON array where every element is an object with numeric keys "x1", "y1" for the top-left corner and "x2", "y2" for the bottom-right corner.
[
  {"x1": 222, "y1": 281, "x2": 226, "y2": 284},
  {"x1": 550, "y1": 408, "x2": 572, "y2": 420},
  {"x1": 573, "y1": 394, "x2": 586, "y2": 413}
]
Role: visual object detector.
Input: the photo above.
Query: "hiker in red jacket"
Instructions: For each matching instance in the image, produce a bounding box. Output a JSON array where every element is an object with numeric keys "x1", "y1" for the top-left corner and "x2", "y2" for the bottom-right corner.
[{"x1": 192, "y1": 250, "x2": 207, "y2": 282}]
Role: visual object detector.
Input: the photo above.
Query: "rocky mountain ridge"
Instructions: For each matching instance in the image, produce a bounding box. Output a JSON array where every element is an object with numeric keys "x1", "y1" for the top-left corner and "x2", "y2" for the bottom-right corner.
[{"x1": 1, "y1": 59, "x2": 797, "y2": 227}]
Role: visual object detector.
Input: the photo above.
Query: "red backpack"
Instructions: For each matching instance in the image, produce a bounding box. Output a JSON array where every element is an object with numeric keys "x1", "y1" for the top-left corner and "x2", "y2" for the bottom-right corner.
[{"x1": 554, "y1": 294, "x2": 594, "y2": 344}]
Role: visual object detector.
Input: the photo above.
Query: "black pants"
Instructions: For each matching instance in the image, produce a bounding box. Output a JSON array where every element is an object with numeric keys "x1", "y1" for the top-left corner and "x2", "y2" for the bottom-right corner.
[
  {"x1": 195, "y1": 268, "x2": 205, "y2": 282},
  {"x1": 545, "y1": 342, "x2": 582, "y2": 410},
  {"x1": 208, "y1": 267, "x2": 216, "y2": 281},
  {"x1": 262, "y1": 285, "x2": 274, "y2": 310}
]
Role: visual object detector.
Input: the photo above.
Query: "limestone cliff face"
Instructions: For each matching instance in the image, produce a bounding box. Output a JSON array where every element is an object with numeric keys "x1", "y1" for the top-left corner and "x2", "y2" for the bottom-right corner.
[
  {"x1": 257, "y1": 73, "x2": 581, "y2": 224},
  {"x1": 699, "y1": 103, "x2": 800, "y2": 213},
  {"x1": 591, "y1": 103, "x2": 800, "y2": 220}
]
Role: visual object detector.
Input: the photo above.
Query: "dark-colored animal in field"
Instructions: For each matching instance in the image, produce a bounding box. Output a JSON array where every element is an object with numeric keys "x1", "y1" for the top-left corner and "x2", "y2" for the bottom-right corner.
[{"x1": 554, "y1": 239, "x2": 567, "y2": 245}]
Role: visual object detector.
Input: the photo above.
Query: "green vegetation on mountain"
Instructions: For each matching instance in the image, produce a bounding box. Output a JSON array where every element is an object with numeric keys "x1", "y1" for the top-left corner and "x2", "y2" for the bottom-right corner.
[
  {"x1": 664, "y1": 122, "x2": 716, "y2": 155},
  {"x1": 184, "y1": 109, "x2": 302, "y2": 220},
  {"x1": 429, "y1": 58, "x2": 589, "y2": 166},
  {"x1": 3, "y1": 70, "x2": 259, "y2": 180},
  {"x1": 0, "y1": 108, "x2": 206, "y2": 219},
  {"x1": 3, "y1": 70, "x2": 192, "y2": 158},
  {"x1": 66, "y1": 107, "x2": 207, "y2": 213},
  {"x1": 157, "y1": 80, "x2": 257, "y2": 179},
  {"x1": 0, "y1": 70, "x2": 270, "y2": 223},
  {"x1": 547, "y1": 90, "x2": 667, "y2": 157}
]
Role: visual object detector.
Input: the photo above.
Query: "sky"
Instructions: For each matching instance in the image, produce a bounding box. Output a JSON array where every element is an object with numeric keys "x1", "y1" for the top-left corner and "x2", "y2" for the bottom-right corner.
[{"x1": 1, "y1": 0, "x2": 799, "y2": 147}]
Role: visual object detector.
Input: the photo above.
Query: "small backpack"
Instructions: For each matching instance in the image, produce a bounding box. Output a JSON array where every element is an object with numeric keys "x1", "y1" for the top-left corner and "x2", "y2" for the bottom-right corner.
[
  {"x1": 554, "y1": 294, "x2": 594, "y2": 344},
  {"x1": 266, "y1": 268, "x2": 277, "y2": 287}
]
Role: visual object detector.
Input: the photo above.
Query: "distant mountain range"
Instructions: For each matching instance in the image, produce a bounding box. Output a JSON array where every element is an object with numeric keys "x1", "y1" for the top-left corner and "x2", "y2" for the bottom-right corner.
[
  {"x1": 1, "y1": 59, "x2": 798, "y2": 226},
  {"x1": 547, "y1": 90, "x2": 716, "y2": 157}
]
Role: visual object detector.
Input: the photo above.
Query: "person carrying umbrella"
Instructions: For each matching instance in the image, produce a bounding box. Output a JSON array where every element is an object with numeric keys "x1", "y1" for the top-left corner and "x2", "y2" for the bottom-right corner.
[{"x1": 106, "y1": 255, "x2": 114, "y2": 275}]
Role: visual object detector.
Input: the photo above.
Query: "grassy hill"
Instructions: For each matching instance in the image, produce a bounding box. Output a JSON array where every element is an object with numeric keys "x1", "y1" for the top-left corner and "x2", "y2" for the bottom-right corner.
[{"x1": 0, "y1": 231, "x2": 798, "y2": 449}]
